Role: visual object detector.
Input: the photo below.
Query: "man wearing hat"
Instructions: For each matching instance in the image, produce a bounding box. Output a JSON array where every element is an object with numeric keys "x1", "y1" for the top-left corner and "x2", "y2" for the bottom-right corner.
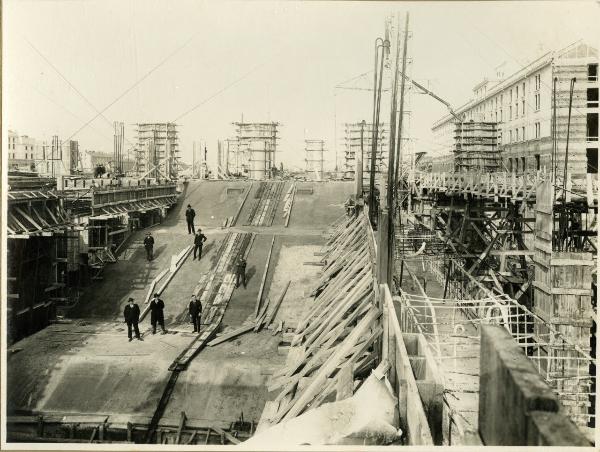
[
  {"x1": 143, "y1": 232, "x2": 154, "y2": 261},
  {"x1": 235, "y1": 256, "x2": 247, "y2": 288},
  {"x1": 189, "y1": 294, "x2": 203, "y2": 333},
  {"x1": 193, "y1": 229, "x2": 208, "y2": 260},
  {"x1": 149, "y1": 293, "x2": 166, "y2": 334},
  {"x1": 185, "y1": 204, "x2": 196, "y2": 234},
  {"x1": 123, "y1": 298, "x2": 141, "y2": 342}
]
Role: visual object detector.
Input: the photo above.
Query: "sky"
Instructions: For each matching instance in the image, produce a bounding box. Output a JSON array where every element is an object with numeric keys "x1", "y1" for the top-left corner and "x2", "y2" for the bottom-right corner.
[{"x1": 3, "y1": 0, "x2": 599, "y2": 172}]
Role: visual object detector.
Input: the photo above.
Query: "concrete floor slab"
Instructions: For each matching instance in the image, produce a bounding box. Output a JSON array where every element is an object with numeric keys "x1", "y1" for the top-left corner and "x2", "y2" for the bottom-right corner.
[
  {"x1": 7, "y1": 322, "x2": 191, "y2": 417},
  {"x1": 288, "y1": 181, "x2": 354, "y2": 229},
  {"x1": 163, "y1": 332, "x2": 285, "y2": 425},
  {"x1": 6, "y1": 178, "x2": 353, "y2": 442}
]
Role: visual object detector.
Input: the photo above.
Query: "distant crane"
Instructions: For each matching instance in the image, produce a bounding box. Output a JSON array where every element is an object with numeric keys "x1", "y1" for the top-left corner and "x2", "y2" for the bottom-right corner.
[
  {"x1": 336, "y1": 72, "x2": 464, "y2": 121},
  {"x1": 405, "y1": 76, "x2": 464, "y2": 122}
]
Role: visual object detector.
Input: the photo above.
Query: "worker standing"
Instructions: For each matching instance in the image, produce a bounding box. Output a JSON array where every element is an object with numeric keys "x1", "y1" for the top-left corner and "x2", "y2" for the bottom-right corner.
[
  {"x1": 189, "y1": 295, "x2": 203, "y2": 332},
  {"x1": 344, "y1": 197, "x2": 356, "y2": 217},
  {"x1": 185, "y1": 204, "x2": 196, "y2": 234},
  {"x1": 235, "y1": 256, "x2": 247, "y2": 288},
  {"x1": 123, "y1": 298, "x2": 141, "y2": 342},
  {"x1": 193, "y1": 229, "x2": 208, "y2": 260},
  {"x1": 143, "y1": 232, "x2": 154, "y2": 261},
  {"x1": 149, "y1": 293, "x2": 166, "y2": 334}
]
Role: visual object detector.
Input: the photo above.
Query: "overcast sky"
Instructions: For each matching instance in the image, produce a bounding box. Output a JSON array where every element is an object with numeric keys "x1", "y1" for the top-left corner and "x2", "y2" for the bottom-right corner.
[{"x1": 3, "y1": 0, "x2": 599, "y2": 171}]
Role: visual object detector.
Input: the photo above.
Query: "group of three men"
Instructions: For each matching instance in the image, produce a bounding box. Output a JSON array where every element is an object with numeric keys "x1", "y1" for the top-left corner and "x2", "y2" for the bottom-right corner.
[
  {"x1": 123, "y1": 293, "x2": 205, "y2": 341},
  {"x1": 141, "y1": 205, "x2": 207, "y2": 262}
]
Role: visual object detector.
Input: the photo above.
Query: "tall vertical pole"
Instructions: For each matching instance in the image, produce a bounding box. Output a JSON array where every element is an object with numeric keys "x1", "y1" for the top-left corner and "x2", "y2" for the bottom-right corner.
[
  {"x1": 334, "y1": 92, "x2": 338, "y2": 174},
  {"x1": 563, "y1": 77, "x2": 576, "y2": 192},
  {"x1": 394, "y1": 13, "x2": 410, "y2": 225},
  {"x1": 193, "y1": 142, "x2": 196, "y2": 179},
  {"x1": 369, "y1": 40, "x2": 389, "y2": 226},
  {"x1": 357, "y1": 121, "x2": 366, "y2": 198},
  {"x1": 552, "y1": 76, "x2": 557, "y2": 186},
  {"x1": 386, "y1": 14, "x2": 404, "y2": 287},
  {"x1": 369, "y1": 38, "x2": 383, "y2": 224},
  {"x1": 387, "y1": 15, "x2": 402, "y2": 216}
]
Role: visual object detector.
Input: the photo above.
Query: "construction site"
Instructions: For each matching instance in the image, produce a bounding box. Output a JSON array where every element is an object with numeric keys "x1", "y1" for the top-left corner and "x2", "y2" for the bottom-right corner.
[{"x1": 3, "y1": 2, "x2": 599, "y2": 450}]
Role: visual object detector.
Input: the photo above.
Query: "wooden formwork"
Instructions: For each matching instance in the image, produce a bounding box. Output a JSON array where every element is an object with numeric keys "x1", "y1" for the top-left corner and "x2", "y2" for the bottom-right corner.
[{"x1": 533, "y1": 180, "x2": 594, "y2": 426}]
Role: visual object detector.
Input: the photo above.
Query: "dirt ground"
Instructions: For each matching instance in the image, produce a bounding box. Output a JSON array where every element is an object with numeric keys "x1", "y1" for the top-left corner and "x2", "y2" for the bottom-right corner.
[{"x1": 265, "y1": 238, "x2": 324, "y2": 329}]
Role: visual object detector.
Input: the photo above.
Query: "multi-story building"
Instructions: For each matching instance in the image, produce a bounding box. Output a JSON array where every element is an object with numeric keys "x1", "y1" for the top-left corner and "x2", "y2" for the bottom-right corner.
[
  {"x1": 431, "y1": 41, "x2": 598, "y2": 178},
  {"x1": 7, "y1": 130, "x2": 40, "y2": 170}
]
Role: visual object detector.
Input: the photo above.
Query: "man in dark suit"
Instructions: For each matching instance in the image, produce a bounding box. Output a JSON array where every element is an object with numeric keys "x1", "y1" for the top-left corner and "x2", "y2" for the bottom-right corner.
[
  {"x1": 149, "y1": 293, "x2": 166, "y2": 334},
  {"x1": 235, "y1": 256, "x2": 247, "y2": 288},
  {"x1": 123, "y1": 298, "x2": 141, "y2": 341},
  {"x1": 143, "y1": 232, "x2": 154, "y2": 261},
  {"x1": 189, "y1": 295, "x2": 203, "y2": 333},
  {"x1": 185, "y1": 204, "x2": 196, "y2": 234},
  {"x1": 193, "y1": 230, "x2": 208, "y2": 260}
]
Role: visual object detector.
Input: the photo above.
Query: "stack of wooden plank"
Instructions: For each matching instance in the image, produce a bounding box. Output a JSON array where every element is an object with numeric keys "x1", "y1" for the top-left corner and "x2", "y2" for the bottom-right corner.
[
  {"x1": 140, "y1": 245, "x2": 193, "y2": 322},
  {"x1": 245, "y1": 181, "x2": 285, "y2": 227},
  {"x1": 261, "y1": 214, "x2": 381, "y2": 427},
  {"x1": 255, "y1": 280, "x2": 290, "y2": 332},
  {"x1": 169, "y1": 232, "x2": 253, "y2": 370},
  {"x1": 281, "y1": 184, "x2": 296, "y2": 227}
]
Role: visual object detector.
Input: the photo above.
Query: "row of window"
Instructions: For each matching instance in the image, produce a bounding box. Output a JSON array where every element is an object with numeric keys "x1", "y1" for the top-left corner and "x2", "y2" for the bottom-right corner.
[
  {"x1": 507, "y1": 154, "x2": 542, "y2": 172},
  {"x1": 503, "y1": 121, "x2": 542, "y2": 144},
  {"x1": 472, "y1": 91, "x2": 541, "y2": 123},
  {"x1": 7, "y1": 144, "x2": 34, "y2": 151},
  {"x1": 8, "y1": 153, "x2": 35, "y2": 159}
]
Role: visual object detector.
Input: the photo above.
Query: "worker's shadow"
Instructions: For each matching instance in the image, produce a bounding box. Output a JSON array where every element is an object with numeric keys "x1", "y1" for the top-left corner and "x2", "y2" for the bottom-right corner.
[
  {"x1": 201, "y1": 242, "x2": 214, "y2": 259},
  {"x1": 246, "y1": 266, "x2": 256, "y2": 284},
  {"x1": 151, "y1": 244, "x2": 168, "y2": 260}
]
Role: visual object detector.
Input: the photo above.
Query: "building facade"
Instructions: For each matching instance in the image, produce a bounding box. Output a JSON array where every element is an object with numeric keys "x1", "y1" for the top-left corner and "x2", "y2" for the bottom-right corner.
[
  {"x1": 431, "y1": 41, "x2": 598, "y2": 178},
  {"x1": 7, "y1": 130, "x2": 40, "y2": 171}
]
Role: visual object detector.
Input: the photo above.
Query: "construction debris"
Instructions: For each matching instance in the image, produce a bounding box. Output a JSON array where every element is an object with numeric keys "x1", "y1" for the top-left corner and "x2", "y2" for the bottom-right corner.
[{"x1": 244, "y1": 372, "x2": 400, "y2": 447}]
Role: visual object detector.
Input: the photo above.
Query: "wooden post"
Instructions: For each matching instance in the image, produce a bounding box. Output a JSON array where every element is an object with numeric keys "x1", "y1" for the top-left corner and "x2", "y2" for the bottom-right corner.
[
  {"x1": 382, "y1": 285, "x2": 389, "y2": 360},
  {"x1": 378, "y1": 208, "x2": 390, "y2": 286},
  {"x1": 255, "y1": 236, "x2": 275, "y2": 317}
]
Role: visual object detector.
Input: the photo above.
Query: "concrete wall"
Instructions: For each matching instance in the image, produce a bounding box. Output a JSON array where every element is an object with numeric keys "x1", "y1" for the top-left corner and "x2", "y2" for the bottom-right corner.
[{"x1": 479, "y1": 325, "x2": 591, "y2": 446}]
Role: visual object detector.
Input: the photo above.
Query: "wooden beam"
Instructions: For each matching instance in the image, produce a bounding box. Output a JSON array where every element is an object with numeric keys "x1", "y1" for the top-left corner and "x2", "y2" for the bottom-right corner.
[
  {"x1": 285, "y1": 183, "x2": 296, "y2": 227},
  {"x1": 207, "y1": 324, "x2": 254, "y2": 346},
  {"x1": 185, "y1": 431, "x2": 197, "y2": 445},
  {"x1": 262, "y1": 280, "x2": 291, "y2": 328},
  {"x1": 255, "y1": 236, "x2": 275, "y2": 317},
  {"x1": 211, "y1": 426, "x2": 240, "y2": 445},
  {"x1": 277, "y1": 309, "x2": 380, "y2": 422},
  {"x1": 15, "y1": 206, "x2": 44, "y2": 230},
  {"x1": 175, "y1": 411, "x2": 186, "y2": 444}
]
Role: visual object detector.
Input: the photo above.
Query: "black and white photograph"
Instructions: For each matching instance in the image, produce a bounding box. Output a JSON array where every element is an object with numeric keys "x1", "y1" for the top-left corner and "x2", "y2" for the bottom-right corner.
[{"x1": 1, "y1": 0, "x2": 599, "y2": 448}]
